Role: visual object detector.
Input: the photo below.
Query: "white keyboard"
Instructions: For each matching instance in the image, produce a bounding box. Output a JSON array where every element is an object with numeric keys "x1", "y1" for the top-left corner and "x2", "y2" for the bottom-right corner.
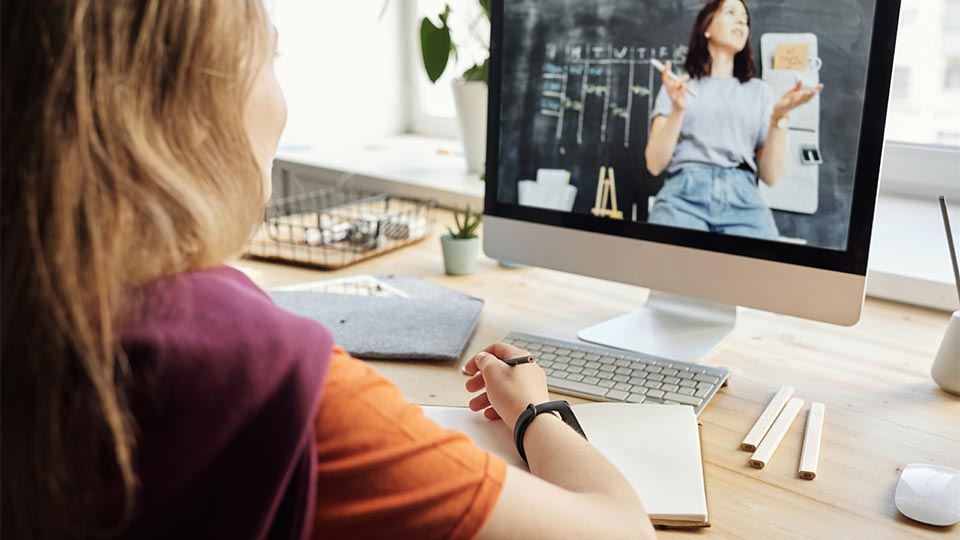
[{"x1": 502, "y1": 332, "x2": 731, "y2": 416}]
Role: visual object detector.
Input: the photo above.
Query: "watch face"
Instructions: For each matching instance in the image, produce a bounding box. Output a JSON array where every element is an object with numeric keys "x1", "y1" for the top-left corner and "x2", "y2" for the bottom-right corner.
[{"x1": 777, "y1": 117, "x2": 789, "y2": 129}]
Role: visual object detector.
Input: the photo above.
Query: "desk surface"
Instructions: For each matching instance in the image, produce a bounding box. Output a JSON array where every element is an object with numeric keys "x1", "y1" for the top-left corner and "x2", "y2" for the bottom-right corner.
[{"x1": 238, "y1": 213, "x2": 958, "y2": 540}]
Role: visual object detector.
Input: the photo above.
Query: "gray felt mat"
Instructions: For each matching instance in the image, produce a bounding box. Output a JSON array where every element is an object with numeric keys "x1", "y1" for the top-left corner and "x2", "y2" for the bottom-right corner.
[{"x1": 269, "y1": 275, "x2": 483, "y2": 362}]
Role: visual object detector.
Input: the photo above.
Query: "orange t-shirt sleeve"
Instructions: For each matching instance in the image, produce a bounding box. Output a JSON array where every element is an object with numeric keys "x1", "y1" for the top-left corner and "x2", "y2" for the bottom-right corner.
[{"x1": 311, "y1": 347, "x2": 507, "y2": 540}]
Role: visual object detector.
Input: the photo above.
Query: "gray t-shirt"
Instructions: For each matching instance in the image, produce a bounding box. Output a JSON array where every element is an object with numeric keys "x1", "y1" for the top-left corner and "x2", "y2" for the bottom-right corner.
[{"x1": 651, "y1": 76, "x2": 775, "y2": 174}]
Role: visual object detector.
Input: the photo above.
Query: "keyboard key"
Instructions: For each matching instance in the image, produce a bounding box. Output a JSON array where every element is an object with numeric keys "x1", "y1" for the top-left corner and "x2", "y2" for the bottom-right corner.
[
  {"x1": 615, "y1": 359, "x2": 632, "y2": 368},
  {"x1": 644, "y1": 365, "x2": 662, "y2": 373},
  {"x1": 695, "y1": 387, "x2": 712, "y2": 398},
  {"x1": 643, "y1": 380, "x2": 663, "y2": 390},
  {"x1": 567, "y1": 366, "x2": 583, "y2": 374},
  {"x1": 567, "y1": 374, "x2": 584, "y2": 382},
  {"x1": 599, "y1": 379, "x2": 616, "y2": 388},
  {"x1": 543, "y1": 368, "x2": 554, "y2": 377},
  {"x1": 585, "y1": 361, "x2": 601, "y2": 370},
  {"x1": 553, "y1": 371, "x2": 568, "y2": 380},
  {"x1": 605, "y1": 389, "x2": 629, "y2": 401},
  {"x1": 662, "y1": 368, "x2": 679, "y2": 377},
  {"x1": 628, "y1": 376, "x2": 647, "y2": 386},
  {"x1": 647, "y1": 373, "x2": 665, "y2": 382},
  {"x1": 581, "y1": 368, "x2": 599, "y2": 377},
  {"x1": 646, "y1": 389, "x2": 666, "y2": 399},
  {"x1": 644, "y1": 397, "x2": 664, "y2": 404},
  {"x1": 663, "y1": 376, "x2": 681, "y2": 385},
  {"x1": 614, "y1": 382, "x2": 631, "y2": 392},
  {"x1": 597, "y1": 371, "x2": 614, "y2": 380},
  {"x1": 613, "y1": 374, "x2": 630, "y2": 383},
  {"x1": 538, "y1": 360, "x2": 554, "y2": 369},
  {"x1": 696, "y1": 382, "x2": 713, "y2": 391},
  {"x1": 584, "y1": 354, "x2": 601, "y2": 361},
  {"x1": 547, "y1": 378, "x2": 609, "y2": 399},
  {"x1": 679, "y1": 379, "x2": 697, "y2": 388},
  {"x1": 569, "y1": 351, "x2": 586, "y2": 359},
  {"x1": 599, "y1": 364, "x2": 616, "y2": 373},
  {"x1": 556, "y1": 348, "x2": 571, "y2": 356},
  {"x1": 678, "y1": 387, "x2": 695, "y2": 396},
  {"x1": 695, "y1": 374, "x2": 720, "y2": 384},
  {"x1": 661, "y1": 383, "x2": 679, "y2": 393},
  {"x1": 599, "y1": 356, "x2": 618, "y2": 365},
  {"x1": 662, "y1": 392, "x2": 703, "y2": 407},
  {"x1": 626, "y1": 394, "x2": 646, "y2": 404},
  {"x1": 570, "y1": 358, "x2": 586, "y2": 367},
  {"x1": 541, "y1": 346, "x2": 557, "y2": 353},
  {"x1": 615, "y1": 366, "x2": 632, "y2": 376},
  {"x1": 677, "y1": 370, "x2": 696, "y2": 380},
  {"x1": 629, "y1": 386, "x2": 648, "y2": 396},
  {"x1": 525, "y1": 343, "x2": 542, "y2": 351},
  {"x1": 582, "y1": 376, "x2": 600, "y2": 385},
  {"x1": 540, "y1": 353, "x2": 557, "y2": 361}
]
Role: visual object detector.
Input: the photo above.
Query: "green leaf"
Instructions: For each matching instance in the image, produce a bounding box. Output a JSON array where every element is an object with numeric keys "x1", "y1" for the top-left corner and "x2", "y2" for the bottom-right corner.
[
  {"x1": 462, "y1": 57, "x2": 489, "y2": 84},
  {"x1": 479, "y1": 0, "x2": 490, "y2": 19},
  {"x1": 420, "y1": 16, "x2": 452, "y2": 83}
]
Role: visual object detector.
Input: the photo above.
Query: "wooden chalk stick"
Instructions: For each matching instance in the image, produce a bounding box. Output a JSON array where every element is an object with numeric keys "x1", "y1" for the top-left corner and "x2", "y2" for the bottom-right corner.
[
  {"x1": 799, "y1": 402, "x2": 825, "y2": 480},
  {"x1": 749, "y1": 398, "x2": 804, "y2": 469},
  {"x1": 740, "y1": 385, "x2": 795, "y2": 451}
]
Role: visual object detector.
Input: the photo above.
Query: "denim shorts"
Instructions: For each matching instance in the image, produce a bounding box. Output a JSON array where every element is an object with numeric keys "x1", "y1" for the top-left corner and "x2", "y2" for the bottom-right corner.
[{"x1": 648, "y1": 165, "x2": 779, "y2": 240}]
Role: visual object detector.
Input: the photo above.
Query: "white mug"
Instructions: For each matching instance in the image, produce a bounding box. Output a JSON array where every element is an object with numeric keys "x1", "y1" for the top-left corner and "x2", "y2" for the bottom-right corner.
[{"x1": 932, "y1": 310, "x2": 960, "y2": 396}]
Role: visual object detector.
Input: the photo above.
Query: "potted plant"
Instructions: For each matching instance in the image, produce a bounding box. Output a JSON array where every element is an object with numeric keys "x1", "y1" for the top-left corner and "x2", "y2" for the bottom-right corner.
[
  {"x1": 441, "y1": 206, "x2": 482, "y2": 275},
  {"x1": 420, "y1": 1, "x2": 490, "y2": 173}
]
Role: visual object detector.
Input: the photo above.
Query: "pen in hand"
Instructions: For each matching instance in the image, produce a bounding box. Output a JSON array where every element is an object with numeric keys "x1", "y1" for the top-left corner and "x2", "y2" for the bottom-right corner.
[{"x1": 503, "y1": 355, "x2": 535, "y2": 366}]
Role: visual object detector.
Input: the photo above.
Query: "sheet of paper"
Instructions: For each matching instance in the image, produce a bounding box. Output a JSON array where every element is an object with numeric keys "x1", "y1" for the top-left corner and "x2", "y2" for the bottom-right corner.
[{"x1": 773, "y1": 43, "x2": 809, "y2": 70}]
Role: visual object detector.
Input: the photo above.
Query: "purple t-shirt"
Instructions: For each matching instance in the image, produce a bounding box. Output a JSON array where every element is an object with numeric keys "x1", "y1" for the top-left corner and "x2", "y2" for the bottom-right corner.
[{"x1": 118, "y1": 266, "x2": 333, "y2": 539}]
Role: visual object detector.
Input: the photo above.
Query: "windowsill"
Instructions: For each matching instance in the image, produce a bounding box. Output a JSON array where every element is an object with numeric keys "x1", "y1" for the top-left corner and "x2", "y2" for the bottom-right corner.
[
  {"x1": 273, "y1": 134, "x2": 959, "y2": 313},
  {"x1": 275, "y1": 135, "x2": 485, "y2": 209}
]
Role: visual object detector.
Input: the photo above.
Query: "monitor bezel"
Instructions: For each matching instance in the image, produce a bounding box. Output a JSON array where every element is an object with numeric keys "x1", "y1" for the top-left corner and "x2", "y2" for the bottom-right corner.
[{"x1": 483, "y1": 0, "x2": 901, "y2": 276}]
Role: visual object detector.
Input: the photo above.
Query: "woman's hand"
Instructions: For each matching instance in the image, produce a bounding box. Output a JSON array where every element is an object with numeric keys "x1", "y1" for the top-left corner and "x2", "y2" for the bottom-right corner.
[
  {"x1": 659, "y1": 60, "x2": 690, "y2": 111},
  {"x1": 463, "y1": 342, "x2": 551, "y2": 432},
  {"x1": 772, "y1": 81, "x2": 823, "y2": 121}
]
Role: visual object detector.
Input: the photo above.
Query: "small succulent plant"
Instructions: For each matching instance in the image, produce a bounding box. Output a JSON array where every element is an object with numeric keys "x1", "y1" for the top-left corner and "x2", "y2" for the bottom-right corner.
[{"x1": 447, "y1": 206, "x2": 482, "y2": 239}]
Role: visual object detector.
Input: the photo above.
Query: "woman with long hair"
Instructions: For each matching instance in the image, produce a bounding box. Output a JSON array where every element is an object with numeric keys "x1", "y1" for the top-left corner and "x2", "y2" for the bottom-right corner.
[
  {"x1": 1, "y1": 2, "x2": 657, "y2": 538},
  {"x1": 644, "y1": 0, "x2": 821, "y2": 240}
]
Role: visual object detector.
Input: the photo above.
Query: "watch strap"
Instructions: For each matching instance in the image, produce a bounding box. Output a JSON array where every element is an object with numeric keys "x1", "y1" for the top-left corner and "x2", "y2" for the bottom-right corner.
[{"x1": 513, "y1": 400, "x2": 588, "y2": 464}]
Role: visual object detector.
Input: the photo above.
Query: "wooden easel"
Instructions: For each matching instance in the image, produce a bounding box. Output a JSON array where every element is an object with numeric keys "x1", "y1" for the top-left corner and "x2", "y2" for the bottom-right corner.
[{"x1": 590, "y1": 166, "x2": 623, "y2": 220}]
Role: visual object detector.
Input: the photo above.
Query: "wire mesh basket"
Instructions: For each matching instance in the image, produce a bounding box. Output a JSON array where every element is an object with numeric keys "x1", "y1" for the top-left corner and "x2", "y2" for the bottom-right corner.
[{"x1": 244, "y1": 187, "x2": 437, "y2": 269}]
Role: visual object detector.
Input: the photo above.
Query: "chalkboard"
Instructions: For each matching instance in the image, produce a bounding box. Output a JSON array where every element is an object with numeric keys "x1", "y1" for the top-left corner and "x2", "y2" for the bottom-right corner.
[{"x1": 496, "y1": 0, "x2": 877, "y2": 250}]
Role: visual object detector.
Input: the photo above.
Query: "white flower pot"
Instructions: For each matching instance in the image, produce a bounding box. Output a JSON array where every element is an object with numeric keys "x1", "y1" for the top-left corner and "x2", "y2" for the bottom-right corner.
[
  {"x1": 451, "y1": 79, "x2": 487, "y2": 174},
  {"x1": 441, "y1": 234, "x2": 480, "y2": 275}
]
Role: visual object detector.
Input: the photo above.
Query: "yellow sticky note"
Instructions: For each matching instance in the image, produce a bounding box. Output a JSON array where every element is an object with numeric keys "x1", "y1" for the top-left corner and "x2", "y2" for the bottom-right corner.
[{"x1": 773, "y1": 43, "x2": 809, "y2": 71}]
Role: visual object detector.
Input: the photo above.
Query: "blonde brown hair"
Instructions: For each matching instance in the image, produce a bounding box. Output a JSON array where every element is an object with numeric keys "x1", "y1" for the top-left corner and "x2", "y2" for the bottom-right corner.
[{"x1": 2, "y1": 1, "x2": 270, "y2": 536}]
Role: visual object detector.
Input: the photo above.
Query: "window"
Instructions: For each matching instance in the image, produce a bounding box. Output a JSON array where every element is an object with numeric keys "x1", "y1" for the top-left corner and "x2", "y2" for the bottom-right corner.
[
  {"x1": 887, "y1": 0, "x2": 960, "y2": 148},
  {"x1": 892, "y1": 67, "x2": 911, "y2": 99},
  {"x1": 409, "y1": 0, "x2": 489, "y2": 137},
  {"x1": 946, "y1": 59, "x2": 960, "y2": 89}
]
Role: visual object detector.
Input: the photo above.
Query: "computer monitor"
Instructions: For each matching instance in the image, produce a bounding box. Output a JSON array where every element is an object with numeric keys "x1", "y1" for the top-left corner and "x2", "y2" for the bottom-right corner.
[{"x1": 483, "y1": 0, "x2": 900, "y2": 361}]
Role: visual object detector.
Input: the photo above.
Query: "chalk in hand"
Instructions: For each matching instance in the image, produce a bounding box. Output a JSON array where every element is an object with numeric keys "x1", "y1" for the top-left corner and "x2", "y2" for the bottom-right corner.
[{"x1": 650, "y1": 58, "x2": 698, "y2": 97}]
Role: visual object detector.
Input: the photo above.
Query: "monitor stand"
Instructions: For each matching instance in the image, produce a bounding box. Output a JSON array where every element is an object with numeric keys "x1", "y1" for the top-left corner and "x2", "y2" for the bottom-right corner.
[{"x1": 577, "y1": 291, "x2": 737, "y2": 363}]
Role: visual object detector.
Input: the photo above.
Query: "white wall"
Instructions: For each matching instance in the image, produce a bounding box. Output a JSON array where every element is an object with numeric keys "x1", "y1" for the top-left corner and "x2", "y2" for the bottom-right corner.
[{"x1": 270, "y1": 1, "x2": 409, "y2": 148}]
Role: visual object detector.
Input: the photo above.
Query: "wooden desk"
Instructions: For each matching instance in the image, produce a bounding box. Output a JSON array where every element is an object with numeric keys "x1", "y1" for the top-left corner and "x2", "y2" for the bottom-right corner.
[{"x1": 238, "y1": 215, "x2": 958, "y2": 540}]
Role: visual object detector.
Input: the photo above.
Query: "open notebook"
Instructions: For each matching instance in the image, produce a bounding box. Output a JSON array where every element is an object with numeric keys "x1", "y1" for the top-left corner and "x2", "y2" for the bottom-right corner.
[{"x1": 422, "y1": 403, "x2": 709, "y2": 528}]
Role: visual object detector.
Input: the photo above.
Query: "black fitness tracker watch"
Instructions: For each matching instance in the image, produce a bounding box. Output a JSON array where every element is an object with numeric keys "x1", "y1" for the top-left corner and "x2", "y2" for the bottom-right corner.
[{"x1": 513, "y1": 400, "x2": 588, "y2": 464}]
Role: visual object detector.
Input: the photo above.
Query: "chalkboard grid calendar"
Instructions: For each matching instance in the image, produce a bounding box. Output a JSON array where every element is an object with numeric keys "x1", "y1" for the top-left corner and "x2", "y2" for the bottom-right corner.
[{"x1": 496, "y1": 0, "x2": 877, "y2": 250}]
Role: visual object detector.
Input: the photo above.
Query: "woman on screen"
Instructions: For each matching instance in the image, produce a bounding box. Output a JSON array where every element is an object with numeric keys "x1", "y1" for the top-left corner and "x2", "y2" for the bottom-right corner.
[{"x1": 644, "y1": 0, "x2": 821, "y2": 240}]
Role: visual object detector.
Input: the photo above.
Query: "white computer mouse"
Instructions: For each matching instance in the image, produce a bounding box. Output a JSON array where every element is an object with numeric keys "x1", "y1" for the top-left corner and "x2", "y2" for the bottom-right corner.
[{"x1": 895, "y1": 463, "x2": 960, "y2": 527}]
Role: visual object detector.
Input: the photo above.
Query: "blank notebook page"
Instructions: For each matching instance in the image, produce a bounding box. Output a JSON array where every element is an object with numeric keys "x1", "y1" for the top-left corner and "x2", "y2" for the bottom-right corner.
[{"x1": 422, "y1": 403, "x2": 708, "y2": 525}]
